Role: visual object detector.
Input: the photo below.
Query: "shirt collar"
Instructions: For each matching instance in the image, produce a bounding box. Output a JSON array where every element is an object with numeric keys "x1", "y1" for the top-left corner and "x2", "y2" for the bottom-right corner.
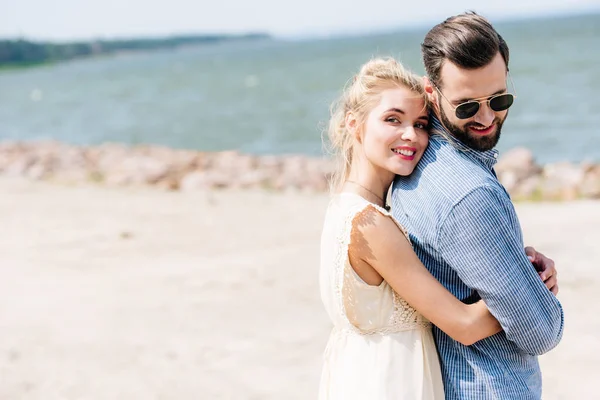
[{"x1": 429, "y1": 113, "x2": 499, "y2": 171}]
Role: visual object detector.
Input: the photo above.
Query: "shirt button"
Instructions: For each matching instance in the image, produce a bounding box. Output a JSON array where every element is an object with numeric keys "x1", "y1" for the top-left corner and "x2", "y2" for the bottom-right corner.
[{"x1": 494, "y1": 153, "x2": 498, "y2": 158}]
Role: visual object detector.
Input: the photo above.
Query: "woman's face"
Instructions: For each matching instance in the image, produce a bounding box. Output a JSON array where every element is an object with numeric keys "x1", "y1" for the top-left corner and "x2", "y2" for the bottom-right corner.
[{"x1": 358, "y1": 87, "x2": 429, "y2": 177}]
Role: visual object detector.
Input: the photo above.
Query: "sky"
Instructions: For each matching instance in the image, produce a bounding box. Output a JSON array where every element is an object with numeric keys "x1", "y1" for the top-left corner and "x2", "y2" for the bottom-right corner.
[{"x1": 2, "y1": 0, "x2": 600, "y2": 41}]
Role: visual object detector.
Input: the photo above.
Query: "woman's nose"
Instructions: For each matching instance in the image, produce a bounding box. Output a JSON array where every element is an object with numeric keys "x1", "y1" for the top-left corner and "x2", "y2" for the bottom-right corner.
[{"x1": 401, "y1": 126, "x2": 417, "y2": 141}]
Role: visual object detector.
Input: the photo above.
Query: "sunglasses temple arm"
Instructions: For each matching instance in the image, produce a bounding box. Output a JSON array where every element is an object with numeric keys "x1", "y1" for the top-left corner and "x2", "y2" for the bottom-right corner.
[{"x1": 508, "y1": 71, "x2": 517, "y2": 98}]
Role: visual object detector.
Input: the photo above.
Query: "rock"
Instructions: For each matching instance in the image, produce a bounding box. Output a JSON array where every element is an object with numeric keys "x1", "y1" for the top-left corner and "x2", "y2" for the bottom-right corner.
[
  {"x1": 542, "y1": 162, "x2": 585, "y2": 196},
  {"x1": 105, "y1": 155, "x2": 171, "y2": 186},
  {"x1": 119, "y1": 231, "x2": 133, "y2": 239},
  {"x1": 179, "y1": 170, "x2": 230, "y2": 191},
  {"x1": 27, "y1": 163, "x2": 49, "y2": 180},
  {"x1": 496, "y1": 147, "x2": 541, "y2": 186},
  {"x1": 255, "y1": 155, "x2": 283, "y2": 189},
  {"x1": 179, "y1": 171, "x2": 209, "y2": 191},
  {"x1": 90, "y1": 143, "x2": 130, "y2": 173},
  {"x1": 236, "y1": 169, "x2": 274, "y2": 189},
  {"x1": 304, "y1": 157, "x2": 332, "y2": 191},
  {"x1": 580, "y1": 165, "x2": 600, "y2": 198},
  {"x1": 543, "y1": 162, "x2": 585, "y2": 185},
  {"x1": 512, "y1": 175, "x2": 542, "y2": 201},
  {"x1": 538, "y1": 162, "x2": 585, "y2": 201},
  {"x1": 499, "y1": 170, "x2": 520, "y2": 195},
  {"x1": 156, "y1": 177, "x2": 181, "y2": 191},
  {"x1": 57, "y1": 147, "x2": 90, "y2": 171},
  {"x1": 4, "y1": 156, "x2": 36, "y2": 177},
  {"x1": 52, "y1": 147, "x2": 92, "y2": 183},
  {"x1": 0, "y1": 139, "x2": 598, "y2": 201},
  {"x1": 60, "y1": 169, "x2": 94, "y2": 183}
]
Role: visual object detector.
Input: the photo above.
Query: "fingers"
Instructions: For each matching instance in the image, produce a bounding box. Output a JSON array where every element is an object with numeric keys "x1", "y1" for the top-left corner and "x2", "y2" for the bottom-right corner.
[
  {"x1": 525, "y1": 246, "x2": 536, "y2": 263},
  {"x1": 526, "y1": 247, "x2": 559, "y2": 295},
  {"x1": 541, "y1": 257, "x2": 557, "y2": 280},
  {"x1": 532, "y1": 251, "x2": 555, "y2": 274},
  {"x1": 524, "y1": 246, "x2": 535, "y2": 255},
  {"x1": 544, "y1": 275, "x2": 558, "y2": 291},
  {"x1": 539, "y1": 267, "x2": 559, "y2": 295},
  {"x1": 538, "y1": 256, "x2": 556, "y2": 278}
]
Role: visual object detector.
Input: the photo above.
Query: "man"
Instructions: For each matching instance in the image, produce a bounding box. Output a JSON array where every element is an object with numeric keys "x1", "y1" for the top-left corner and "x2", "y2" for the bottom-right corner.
[{"x1": 391, "y1": 12, "x2": 564, "y2": 400}]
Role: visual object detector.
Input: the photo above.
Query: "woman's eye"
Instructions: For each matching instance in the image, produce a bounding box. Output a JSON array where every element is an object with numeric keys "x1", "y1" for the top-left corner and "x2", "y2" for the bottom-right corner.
[
  {"x1": 415, "y1": 122, "x2": 428, "y2": 130},
  {"x1": 386, "y1": 117, "x2": 400, "y2": 123}
]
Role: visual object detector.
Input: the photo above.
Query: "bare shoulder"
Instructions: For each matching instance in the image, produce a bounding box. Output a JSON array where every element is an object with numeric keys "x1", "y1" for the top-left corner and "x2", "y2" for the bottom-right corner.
[
  {"x1": 350, "y1": 205, "x2": 411, "y2": 262},
  {"x1": 351, "y1": 205, "x2": 396, "y2": 233}
]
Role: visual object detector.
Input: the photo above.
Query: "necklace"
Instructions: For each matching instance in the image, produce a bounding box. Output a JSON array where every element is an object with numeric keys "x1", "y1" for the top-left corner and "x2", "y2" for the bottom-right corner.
[{"x1": 345, "y1": 180, "x2": 389, "y2": 210}]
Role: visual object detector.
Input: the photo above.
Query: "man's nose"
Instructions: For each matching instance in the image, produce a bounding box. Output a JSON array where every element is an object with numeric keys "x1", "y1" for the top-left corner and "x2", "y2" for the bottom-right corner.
[{"x1": 473, "y1": 102, "x2": 495, "y2": 126}]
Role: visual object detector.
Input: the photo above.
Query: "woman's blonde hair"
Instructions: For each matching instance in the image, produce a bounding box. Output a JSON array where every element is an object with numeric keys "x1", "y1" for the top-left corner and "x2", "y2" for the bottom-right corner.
[{"x1": 324, "y1": 57, "x2": 427, "y2": 192}]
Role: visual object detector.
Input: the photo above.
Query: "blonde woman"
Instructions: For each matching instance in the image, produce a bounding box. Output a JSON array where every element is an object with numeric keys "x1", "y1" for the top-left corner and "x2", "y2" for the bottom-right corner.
[{"x1": 318, "y1": 58, "x2": 555, "y2": 399}]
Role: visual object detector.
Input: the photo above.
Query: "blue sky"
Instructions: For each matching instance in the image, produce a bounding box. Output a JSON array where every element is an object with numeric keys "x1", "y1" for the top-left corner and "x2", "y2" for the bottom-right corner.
[{"x1": 2, "y1": 0, "x2": 600, "y2": 41}]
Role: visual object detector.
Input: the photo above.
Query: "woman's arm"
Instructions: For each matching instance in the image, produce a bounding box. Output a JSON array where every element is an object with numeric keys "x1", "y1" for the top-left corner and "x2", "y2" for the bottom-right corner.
[{"x1": 348, "y1": 206, "x2": 501, "y2": 346}]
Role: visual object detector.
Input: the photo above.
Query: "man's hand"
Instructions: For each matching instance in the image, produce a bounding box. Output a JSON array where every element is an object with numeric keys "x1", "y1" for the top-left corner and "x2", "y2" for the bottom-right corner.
[{"x1": 525, "y1": 246, "x2": 558, "y2": 295}]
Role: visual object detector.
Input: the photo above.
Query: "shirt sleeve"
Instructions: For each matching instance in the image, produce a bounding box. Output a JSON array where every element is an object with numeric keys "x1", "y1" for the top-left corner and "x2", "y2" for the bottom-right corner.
[{"x1": 437, "y1": 185, "x2": 564, "y2": 355}]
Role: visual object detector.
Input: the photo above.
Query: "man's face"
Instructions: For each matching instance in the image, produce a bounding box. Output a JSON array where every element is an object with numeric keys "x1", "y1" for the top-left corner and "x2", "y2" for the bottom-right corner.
[{"x1": 430, "y1": 52, "x2": 510, "y2": 151}]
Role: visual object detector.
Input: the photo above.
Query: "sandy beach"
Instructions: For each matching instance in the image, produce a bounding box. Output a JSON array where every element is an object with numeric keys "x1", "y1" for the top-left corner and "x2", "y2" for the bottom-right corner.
[{"x1": 0, "y1": 177, "x2": 598, "y2": 400}]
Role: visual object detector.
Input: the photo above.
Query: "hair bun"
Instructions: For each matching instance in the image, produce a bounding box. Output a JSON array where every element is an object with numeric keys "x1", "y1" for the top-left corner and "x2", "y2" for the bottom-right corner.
[{"x1": 358, "y1": 57, "x2": 401, "y2": 78}]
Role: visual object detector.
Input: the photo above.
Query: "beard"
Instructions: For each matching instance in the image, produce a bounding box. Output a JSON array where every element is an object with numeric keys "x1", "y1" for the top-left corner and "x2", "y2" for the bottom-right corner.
[{"x1": 438, "y1": 104, "x2": 506, "y2": 151}]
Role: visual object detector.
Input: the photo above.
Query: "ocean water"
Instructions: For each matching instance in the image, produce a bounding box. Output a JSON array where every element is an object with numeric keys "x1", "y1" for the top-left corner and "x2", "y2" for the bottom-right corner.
[{"x1": 0, "y1": 13, "x2": 598, "y2": 164}]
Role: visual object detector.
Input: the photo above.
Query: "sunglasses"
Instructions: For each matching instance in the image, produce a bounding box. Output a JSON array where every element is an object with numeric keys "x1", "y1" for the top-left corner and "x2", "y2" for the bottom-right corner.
[{"x1": 434, "y1": 76, "x2": 517, "y2": 120}]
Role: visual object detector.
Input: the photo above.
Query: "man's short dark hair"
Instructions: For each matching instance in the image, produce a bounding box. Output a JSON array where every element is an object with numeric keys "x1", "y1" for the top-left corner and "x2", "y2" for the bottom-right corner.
[{"x1": 422, "y1": 11, "x2": 510, "y2": 88}]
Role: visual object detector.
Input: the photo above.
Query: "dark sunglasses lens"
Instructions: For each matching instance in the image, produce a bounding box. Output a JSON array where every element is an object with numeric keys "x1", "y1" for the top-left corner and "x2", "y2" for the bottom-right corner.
[
  {"x1": 489, "y1": 94, "x2": 514, "y2": 112},
  {"x1": 455, "y1": 102, "x2": 479, "y2": 119}
]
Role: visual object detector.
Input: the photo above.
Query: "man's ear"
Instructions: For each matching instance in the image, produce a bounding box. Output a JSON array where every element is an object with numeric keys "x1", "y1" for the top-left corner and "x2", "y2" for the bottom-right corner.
[
  {"x1": 345, "y1": 111, "x2": 361, "y2": 143},
  {"x1": 422, "y1": 76, "x2": 437, "y2": 106}
]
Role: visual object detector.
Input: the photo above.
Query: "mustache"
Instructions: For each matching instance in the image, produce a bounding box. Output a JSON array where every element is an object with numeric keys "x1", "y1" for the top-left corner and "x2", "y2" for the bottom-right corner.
[{"x1": 466, "y1": 118, "x2": 501, "y2": 129}]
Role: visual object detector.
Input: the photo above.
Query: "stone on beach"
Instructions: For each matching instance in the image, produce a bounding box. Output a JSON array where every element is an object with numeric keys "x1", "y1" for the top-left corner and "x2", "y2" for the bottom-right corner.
[{"x1": 0, "y1": 141, "x2": 598, "y2": 201}]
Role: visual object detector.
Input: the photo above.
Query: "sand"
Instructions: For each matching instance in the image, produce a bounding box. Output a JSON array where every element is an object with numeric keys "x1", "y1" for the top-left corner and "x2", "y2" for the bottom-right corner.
[{"x1": 0, "y1": 177, "x2": 598, "y2": 399}]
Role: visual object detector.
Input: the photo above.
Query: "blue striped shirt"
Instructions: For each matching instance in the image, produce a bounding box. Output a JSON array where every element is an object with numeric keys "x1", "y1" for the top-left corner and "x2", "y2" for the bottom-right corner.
[{"x1": 391, "y1": 116, "x2": 564, "y2": 400}]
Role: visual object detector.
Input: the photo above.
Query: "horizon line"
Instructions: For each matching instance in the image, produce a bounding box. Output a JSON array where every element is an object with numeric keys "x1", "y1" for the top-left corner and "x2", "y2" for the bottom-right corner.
[{"x1": 2, "y1": 7, "x2": 599, "y2": 44}]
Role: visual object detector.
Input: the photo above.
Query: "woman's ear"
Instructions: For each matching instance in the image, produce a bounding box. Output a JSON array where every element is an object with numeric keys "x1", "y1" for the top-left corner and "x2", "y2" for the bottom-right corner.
[{"x1": 345, "y1": 111, "x2": 361, "y2": 143}]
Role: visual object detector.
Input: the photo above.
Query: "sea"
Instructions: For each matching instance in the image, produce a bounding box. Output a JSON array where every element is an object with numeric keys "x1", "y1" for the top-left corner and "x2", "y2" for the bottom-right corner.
[{"x1": 1, "y1": 12, "x2": 598, "y2": 164}]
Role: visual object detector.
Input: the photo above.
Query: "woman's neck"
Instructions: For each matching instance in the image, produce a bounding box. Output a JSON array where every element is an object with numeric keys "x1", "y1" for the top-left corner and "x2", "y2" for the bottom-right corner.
[{"x1": 343, "y1": 172, "x2": 393, "y2": 209}]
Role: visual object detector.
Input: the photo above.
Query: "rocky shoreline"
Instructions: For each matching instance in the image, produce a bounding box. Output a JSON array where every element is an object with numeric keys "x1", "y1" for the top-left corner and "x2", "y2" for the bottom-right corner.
[{"x1": 0, "y1": 141, "x2": 598, "y2": 201}]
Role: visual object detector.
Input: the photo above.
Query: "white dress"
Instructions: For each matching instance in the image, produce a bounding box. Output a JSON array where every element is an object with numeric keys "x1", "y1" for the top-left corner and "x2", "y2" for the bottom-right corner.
[{"x1": 318, "y1": 193, "x2": 444, "y2": 400}]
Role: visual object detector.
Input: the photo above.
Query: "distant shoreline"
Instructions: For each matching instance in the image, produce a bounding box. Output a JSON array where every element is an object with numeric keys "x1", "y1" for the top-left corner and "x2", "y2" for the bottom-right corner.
[
  {"x1": 0, "y1": 33, "x2": 272, "y2": 69},
  {"x1": 3, "y1": 10, "x2": 598, "y2": 70}
]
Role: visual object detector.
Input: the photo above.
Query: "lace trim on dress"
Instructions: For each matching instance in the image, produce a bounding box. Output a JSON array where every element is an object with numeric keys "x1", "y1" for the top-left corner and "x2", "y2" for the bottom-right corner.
[{"x1": 334, "y1": 197, "x2": 431, "y2": 335}]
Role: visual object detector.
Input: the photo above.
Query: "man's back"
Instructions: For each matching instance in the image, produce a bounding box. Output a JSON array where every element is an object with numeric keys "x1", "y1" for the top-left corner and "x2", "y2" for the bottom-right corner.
[{"x1": 391, "y1": 134, "x2": 564, "y2": 399}]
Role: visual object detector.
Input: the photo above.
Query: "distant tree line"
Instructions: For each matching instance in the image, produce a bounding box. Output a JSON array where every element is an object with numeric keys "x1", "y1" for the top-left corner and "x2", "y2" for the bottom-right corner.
[{"x1": 0, "y1": 33, "x2": 270, "y2": 67}]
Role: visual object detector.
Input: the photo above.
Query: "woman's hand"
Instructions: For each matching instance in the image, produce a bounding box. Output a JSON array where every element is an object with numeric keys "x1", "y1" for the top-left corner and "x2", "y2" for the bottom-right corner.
[{"x1": 525, "y1": 246, "x2": 558, "y2": 295}]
